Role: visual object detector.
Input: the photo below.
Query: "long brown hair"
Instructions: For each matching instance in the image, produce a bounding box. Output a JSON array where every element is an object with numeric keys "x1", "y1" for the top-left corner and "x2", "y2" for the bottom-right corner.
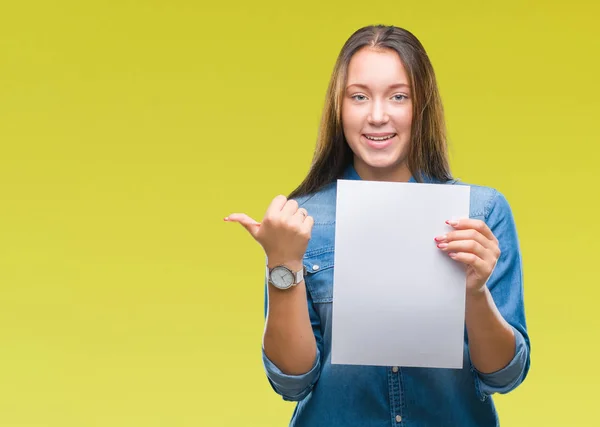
[{"x1": 289, "y1": 25, "x2": 452, "y2": 199}]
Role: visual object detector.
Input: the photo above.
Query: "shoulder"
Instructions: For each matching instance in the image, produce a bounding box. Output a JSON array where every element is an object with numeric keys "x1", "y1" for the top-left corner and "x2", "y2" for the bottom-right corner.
[
  {"x1": 292, "y1": 181, "x2": 337, "y2": 225},
  {"x1": 291, "y1": 182, "x2": 337, "y2": 255},
  {"x1": 451, "y1": 180, "x2": 513, "y2": 222}
]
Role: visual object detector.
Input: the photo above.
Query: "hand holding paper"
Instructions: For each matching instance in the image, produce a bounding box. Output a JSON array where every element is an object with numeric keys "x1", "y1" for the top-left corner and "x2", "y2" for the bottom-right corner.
[{"x1": 435, "y1": 219, "x2": 502, "y2": 296}]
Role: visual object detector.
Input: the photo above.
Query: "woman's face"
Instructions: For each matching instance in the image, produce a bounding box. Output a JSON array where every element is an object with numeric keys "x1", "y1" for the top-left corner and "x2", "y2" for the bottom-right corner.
[{"x1": 341, "y1": 47, "x2": 413, "y2": 182}]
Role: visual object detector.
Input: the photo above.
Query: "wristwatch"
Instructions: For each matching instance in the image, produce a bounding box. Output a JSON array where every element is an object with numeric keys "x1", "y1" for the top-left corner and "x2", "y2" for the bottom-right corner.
[{"x1": 267, "y1": 264, "x2": 306, "y2": 290}]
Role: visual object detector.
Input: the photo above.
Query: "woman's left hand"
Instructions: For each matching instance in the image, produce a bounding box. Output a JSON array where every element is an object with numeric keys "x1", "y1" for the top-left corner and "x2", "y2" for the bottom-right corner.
[{"x1": 435, "y1": 219, "x2": 501, "y2": 296}]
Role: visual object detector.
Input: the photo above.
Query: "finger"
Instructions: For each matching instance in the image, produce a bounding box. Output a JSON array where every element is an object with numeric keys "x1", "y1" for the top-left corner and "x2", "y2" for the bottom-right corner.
[
  {"x1": 301, "y1": 215, "x2": 314, "y2": 235},
  {"x1": 446, "y1": 219, "x2": 496, "y2": 242},
  {"x1": 435, "y1": 229, "x2": 493, "y2": 249},
  {"x1": 224, "y1": 213, "x2": 261, "y2": 238},
  {"x1": 437, "y1": 239, "x2": 489, "y2": 260},
  {"x1": 280, "y1": 199, "x2": 299, "y2": 218},
  {"x1": 291, "y1": 207, "x2": 309, "y2": 223},
  {"x1": 265, "y1": 195, "x2": 288, "y2": 217},
  {"x1": 448, "y1": 252, "x2": 485, "y2": 269},
  {"x1": 448, "y1": 252, "x2": 495, "y2": 276}
]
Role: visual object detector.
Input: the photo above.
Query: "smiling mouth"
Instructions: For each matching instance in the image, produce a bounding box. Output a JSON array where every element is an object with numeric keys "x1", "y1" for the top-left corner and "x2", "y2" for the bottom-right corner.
[{"x1": 364, "y1": 133, "x2": 396, "y2": 141}]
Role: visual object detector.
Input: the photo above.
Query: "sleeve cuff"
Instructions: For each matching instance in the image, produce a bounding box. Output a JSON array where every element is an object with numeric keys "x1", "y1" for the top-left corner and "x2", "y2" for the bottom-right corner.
[
  {"x1": 472, "y1": 325, "x2": 529, "y2": 398},
  {"x1": 262, "y1": 347, "x2": 321, "y2": 402}
]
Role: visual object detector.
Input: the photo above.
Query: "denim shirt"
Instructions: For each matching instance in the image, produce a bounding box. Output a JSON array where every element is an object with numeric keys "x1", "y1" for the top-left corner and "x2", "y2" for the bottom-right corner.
[{"x1": 262, "y1": 164, "x2": 531, "y2": 427}]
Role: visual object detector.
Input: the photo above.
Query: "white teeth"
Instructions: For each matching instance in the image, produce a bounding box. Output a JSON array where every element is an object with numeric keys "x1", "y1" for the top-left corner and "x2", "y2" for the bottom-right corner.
[{"x1": 365, "y1": 134, "x2": 395, "y2": 141}]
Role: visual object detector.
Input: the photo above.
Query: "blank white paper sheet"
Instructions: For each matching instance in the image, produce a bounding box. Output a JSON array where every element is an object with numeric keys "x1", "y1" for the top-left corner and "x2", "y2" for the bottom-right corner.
[{"x1": 331, "y1": 179, "x2": 471, "y2": 369}]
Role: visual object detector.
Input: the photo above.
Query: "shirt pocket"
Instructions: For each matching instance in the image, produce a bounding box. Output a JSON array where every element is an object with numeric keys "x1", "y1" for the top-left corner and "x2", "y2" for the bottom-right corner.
[{"x1": 303, "y1": 247, "x2": 334, "y2": 303}]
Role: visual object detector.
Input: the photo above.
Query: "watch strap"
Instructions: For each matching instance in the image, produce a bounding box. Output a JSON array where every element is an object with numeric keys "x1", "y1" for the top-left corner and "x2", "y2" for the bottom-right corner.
[{"x1": 293, "y1": 266, "x2": 306, "y2": 284}]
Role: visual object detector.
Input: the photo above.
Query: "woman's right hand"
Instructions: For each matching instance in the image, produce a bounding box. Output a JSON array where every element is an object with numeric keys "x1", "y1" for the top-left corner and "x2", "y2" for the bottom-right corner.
[
  {"x1": 229, "y1": 196, "x2": 318, "y2": 375},
  {"x1": 225, "y1": 195, "x2": 314, "y2": 267}
]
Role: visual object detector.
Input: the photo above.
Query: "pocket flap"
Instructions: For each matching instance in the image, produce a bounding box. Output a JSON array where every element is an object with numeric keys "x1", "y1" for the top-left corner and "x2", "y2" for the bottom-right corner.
[{"x1": 303, "y1": 247, "x2": 334, "y2": 303}]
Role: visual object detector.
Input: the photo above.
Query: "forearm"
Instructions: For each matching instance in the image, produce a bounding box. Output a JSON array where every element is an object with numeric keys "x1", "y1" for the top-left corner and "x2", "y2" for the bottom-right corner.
[
  {"x1": 263, "y1": 261, "x2": 317, "y2": 375},
  {"x1": 465, "y1": 287, "x2": 516, "y2": 374}
]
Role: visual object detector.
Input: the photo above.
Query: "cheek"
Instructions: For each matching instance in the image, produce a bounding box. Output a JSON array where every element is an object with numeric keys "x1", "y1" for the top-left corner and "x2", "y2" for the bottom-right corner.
[
  {"x1": 394, "y1": 108, "x2": 412, "y2": 129},
  {"x1": 341, "y1": 104, "x2": 362, "y2": 133},
  {"x1": 397, "y1": 107, "x2": 412, "y2": 125}
]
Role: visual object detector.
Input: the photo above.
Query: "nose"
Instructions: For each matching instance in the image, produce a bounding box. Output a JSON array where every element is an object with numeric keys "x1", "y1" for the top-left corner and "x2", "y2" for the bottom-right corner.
[{"x1": 367, "y1": 99, "x2": 389, "y2": 125}]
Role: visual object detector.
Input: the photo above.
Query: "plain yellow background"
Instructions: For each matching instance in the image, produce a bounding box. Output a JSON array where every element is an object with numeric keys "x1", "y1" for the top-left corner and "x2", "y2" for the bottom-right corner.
[{"x1": 1, "y1": 1, "x2": 598, "y2": 426}]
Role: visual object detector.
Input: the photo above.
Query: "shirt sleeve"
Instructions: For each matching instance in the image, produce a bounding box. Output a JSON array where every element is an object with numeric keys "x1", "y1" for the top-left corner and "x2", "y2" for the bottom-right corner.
[
  {"x1": 261, "y1": 275, "x2": 324, "y2": 402},
  {"x1": 469, "y1": 190, "x2": 532, "y2": 401}
]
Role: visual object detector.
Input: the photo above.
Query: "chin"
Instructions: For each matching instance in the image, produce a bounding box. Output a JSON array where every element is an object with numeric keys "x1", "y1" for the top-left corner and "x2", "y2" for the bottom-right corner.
[
  {"x1": 362, "y1": 154, "x2": 403, "y2": 170},
  {"x1": 354, "y1": 148, "x2": 410, "y2": 179}
]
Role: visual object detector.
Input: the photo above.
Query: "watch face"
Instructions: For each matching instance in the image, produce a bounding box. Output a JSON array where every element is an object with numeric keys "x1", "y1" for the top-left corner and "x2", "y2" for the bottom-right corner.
[{"x1": 270, "y1": 266, "x2": 294, "y2": 289}]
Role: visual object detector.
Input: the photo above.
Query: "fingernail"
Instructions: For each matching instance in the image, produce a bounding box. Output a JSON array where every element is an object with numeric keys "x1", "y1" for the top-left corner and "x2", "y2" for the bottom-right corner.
[
  {"x1": 446, "y1": 220, "x2": 459, "y2": 227},
  {"x1": 434, "y1": 235, "x2": 447, "y2": 242},
  {"x1": 224, "y1": 217, "x2": 229, "y2": 221},
  {"x1": 437, "y1": 243, "x2": 448, "y2": 249},
  {"x1": 448, "y1": 252, "x2": 457, "y2": 258}
]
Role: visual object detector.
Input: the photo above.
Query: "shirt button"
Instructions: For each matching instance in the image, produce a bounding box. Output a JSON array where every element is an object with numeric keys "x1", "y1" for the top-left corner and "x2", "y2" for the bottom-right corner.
[
  {"x1": 392, "y1": 366, "x2": 399, "y2": 373},
  {"x1": 312, "y1": 265, "x2": 320, "y2": 271},
  {"x1": 396, "y1": 415, "x2": 402, "y2": 423}
]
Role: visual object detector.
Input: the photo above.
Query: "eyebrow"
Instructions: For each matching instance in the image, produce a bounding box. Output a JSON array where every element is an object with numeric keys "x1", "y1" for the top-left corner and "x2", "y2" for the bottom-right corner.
[{"x1": 346, "y1": 83, "x2": 410, "y2": 90}]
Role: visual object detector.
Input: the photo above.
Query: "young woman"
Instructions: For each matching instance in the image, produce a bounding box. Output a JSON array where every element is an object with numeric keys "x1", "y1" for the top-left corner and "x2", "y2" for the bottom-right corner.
[{"x1": 226, "y1": 25, "x2": 530, "y2": 427}]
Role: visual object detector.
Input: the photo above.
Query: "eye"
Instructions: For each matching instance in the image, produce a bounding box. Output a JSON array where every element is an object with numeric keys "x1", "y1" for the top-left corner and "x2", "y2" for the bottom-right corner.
[
  {"x1": 392, "y1": 94, "x2": 409, "y2": 102},
  {"x1": 351, "y1": 94, "x2": 367, "y2": 101}
]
